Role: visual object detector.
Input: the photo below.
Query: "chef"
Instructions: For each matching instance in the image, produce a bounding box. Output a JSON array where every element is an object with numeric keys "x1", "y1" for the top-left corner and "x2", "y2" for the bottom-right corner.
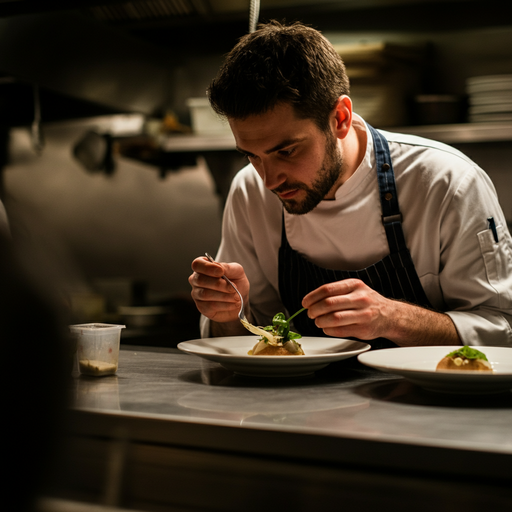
[{"x1": 189, "y1": 21, "x2": 512, "y2": 348}]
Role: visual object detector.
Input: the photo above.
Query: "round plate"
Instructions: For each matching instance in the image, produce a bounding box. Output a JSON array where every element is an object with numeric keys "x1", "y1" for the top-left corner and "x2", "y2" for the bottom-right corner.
[
  {"x1": 358, "y1": 346, "x2": 512, "y2": 394},
  {"x1": 178, "y1": 336, "x2": 370, "y2": 377}
]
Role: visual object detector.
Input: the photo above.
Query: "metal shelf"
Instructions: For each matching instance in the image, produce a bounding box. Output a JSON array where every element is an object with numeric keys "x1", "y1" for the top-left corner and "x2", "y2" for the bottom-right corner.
[
  {"x1": 386, "y1": 122, "x2": 512, "y2": 144},
  {"x1": 158, "y1": 122, "x2": 512, "y2": 154},
  {"x1": 160, "y1": 133, "x2": 236, "y2": 152}
]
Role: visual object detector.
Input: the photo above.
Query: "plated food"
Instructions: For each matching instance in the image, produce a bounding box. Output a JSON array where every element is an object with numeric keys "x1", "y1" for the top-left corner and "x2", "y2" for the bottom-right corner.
[
  {"x1": 178, "y1": 336, "x2": 371, "y2": 378},
  {"x1": 436, "y1": 346, "x2": 493, "y2": 372},
  {"x1": 358, "y1": 346, "x2": 512, "y2": 394},
  {"x1": 249, "y1": 308, "x2": 307, "y2": 356}
]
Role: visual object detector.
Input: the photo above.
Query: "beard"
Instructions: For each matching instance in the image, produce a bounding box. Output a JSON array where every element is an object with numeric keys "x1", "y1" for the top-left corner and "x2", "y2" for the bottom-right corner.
[{"x1": 273, "y1": 131, "x2": 344, "y2": 215}]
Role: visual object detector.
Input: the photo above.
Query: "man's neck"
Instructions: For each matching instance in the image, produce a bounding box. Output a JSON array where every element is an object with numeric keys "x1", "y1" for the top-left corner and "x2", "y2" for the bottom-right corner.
[
  {"x1": 344, "y1": 122, "x2": 368, "y2": 178},
  {"x1": 325, "y1": 124, "x2": 367, "y2": 199}
]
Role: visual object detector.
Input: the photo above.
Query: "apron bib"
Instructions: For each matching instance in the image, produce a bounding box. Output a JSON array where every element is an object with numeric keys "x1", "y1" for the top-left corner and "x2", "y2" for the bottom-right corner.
[{"x1": 278, "y1": 124, "x2": 431, "y2": 348}]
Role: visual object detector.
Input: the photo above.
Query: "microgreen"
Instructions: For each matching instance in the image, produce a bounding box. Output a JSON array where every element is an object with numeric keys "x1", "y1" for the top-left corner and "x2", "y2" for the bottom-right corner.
[
  {"x1": 262, "y1": 307, "x2": 307, "y2": 342},
  {"x1": 446, "y1": 346, "x2": 488, "y2": 361}
]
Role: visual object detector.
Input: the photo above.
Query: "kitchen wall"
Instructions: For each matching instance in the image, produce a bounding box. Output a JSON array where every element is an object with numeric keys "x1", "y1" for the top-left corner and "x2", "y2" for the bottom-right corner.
[
  {"x1": 3, "y1": 117, "x2": 223, "y2": 309},
  {"x1": 2, "y1": 20, "x2": 511, "y2": 315}
]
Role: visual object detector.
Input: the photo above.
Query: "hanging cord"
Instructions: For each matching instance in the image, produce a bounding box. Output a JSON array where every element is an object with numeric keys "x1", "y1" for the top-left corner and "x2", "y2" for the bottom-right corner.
[
  {"x1": 249, "y1": 0, "x2": 260, "y2": 33},
  {"x1": 31, "y1": 83, "x2": 44, "y2": 155}
]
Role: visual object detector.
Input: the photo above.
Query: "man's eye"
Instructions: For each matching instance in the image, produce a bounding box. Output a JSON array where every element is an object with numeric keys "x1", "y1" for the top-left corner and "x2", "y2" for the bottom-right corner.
[{"x1": 279, "y1": 148, "x2": 295, "y2": 157}]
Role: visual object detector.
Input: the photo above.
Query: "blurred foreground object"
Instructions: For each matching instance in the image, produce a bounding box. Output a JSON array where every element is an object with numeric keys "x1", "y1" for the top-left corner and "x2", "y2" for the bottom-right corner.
[{"x1": 0, "y1": 232, "x2": 70, "y2": 512}]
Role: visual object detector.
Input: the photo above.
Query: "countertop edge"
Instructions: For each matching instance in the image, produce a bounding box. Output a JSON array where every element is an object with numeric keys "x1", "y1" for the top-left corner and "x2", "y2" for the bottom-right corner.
[{"x1": 65, "y1": 407, "x2": 512, "y2": 484}]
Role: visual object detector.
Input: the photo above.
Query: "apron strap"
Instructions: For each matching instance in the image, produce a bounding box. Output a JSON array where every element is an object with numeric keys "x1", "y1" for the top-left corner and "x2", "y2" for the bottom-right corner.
[
  {"x1": 277, "y1": 123, "x2": 432, "y2": 341},
  {"x1": 368, "y1": 125, "x2": 407, "y2": 255}
]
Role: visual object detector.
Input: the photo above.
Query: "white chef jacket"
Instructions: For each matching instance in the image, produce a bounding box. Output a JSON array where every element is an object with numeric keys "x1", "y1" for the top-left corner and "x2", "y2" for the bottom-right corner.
[{"x1": 202, "y1": 115, "x2": 512, "y2": 347}]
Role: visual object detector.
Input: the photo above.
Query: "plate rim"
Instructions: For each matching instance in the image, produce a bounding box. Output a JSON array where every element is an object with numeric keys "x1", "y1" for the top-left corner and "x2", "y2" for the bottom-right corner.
[
  {"x1": 357, "y1": 346, "x2": 512, "y2": 393},
  {"x1": 358, "y1": 346, "x2": 512, "y2": 376},
  {"x1": 178, "y1": 336, "x2": 370, "y2": 360}
]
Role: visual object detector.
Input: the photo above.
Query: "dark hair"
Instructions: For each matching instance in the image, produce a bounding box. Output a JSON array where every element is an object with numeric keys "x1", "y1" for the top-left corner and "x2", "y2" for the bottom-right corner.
[{"x1": 207, "y1": 20, "x2": 350, "y2": 132}]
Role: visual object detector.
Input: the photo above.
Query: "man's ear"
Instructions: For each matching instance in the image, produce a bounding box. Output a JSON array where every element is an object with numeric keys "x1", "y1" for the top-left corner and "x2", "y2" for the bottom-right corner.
[{"x1": 332, "y1": 95, "x2": 353, "y2": 139}]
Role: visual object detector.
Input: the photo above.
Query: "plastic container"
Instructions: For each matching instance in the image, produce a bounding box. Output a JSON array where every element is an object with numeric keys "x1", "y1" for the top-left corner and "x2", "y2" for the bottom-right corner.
[
  {"x1": 70, "y1": 323, "x2": 125, "y2": 377},
  {"x1": 186, "y1": 97, "x2": 231, "y2": 135}
]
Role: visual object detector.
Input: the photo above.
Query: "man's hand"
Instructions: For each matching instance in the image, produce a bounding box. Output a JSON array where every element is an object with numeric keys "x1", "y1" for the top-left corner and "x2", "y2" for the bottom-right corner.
[
  {"x1": 302, "y1": 278, "x2": 461, "y2": 346},
  {"x1": 189, "y1": 256, "x2": 250, "y2": 336}
]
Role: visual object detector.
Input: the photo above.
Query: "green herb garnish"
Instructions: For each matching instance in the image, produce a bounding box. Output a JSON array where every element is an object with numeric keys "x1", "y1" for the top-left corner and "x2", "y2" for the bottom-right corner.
[
  {"x1": 261, "y1": 307, "x2": 307, "y2": 343},
  {"x1": 446, "y1": 346, "x2": 488, "y2": 361}
]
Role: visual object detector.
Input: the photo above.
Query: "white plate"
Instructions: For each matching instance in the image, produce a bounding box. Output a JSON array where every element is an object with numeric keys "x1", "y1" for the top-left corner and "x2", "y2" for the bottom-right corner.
[
  {"x1": 469, "y1": 91, "x2": 512, "y2": 105},
  {"x1": 358, "y1": 346, "x2": 512, "y2": 394},
  {"x1": 466, "y1": 74, "x2": 512, "y2": 93},
  {"x1": 469, "y1": 112, "x2": 512, "y2": 123},
  {"x1": 178, "y1": 336, "x2": 370, "y2": 377},
  {"x1": 470, "y1": 102, "x2": 512, "y2": 114}
]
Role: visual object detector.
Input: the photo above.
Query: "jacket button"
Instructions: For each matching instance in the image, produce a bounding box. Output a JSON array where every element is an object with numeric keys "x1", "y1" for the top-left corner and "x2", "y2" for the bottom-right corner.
[
  {"x1": 385, "y1": 192, "x2": 393, "y2": 201},
  {"x1": 382, "y1": 163, "x2": 390, "y2": 171}
]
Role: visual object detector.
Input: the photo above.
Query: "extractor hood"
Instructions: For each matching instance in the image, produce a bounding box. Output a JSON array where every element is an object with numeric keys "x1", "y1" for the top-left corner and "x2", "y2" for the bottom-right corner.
[{"x1": 0, "y1": 10, "x2": 176, "y2": 120}]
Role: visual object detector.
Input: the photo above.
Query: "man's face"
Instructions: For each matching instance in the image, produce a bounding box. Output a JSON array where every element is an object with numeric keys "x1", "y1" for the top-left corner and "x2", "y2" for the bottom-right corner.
[{"x1": 229, "y1": 102, "x2": 345, "y2": 215}]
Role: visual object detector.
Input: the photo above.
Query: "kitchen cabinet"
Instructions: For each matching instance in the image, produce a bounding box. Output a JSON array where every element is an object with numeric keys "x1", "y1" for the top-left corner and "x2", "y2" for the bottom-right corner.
[{"x1": 39, "y1": 346, "x2": 512, "y2": 512}]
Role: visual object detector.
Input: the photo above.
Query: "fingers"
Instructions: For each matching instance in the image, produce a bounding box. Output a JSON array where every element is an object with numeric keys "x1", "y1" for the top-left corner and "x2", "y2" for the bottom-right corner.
[
  {"x1": 302, "y1": 279, "x2": 367, "y2": 315},
  {"x1": 189, "y1": 271, "x2": 239, "y2": 322},
  {"x1": 191, "y1": 256, "x2": 247, "y2": 283},
  {"x1": 313, "y1": 309, "x2": 377, "y2": 340},
  {"x1": 302, "y1": 279, "x2": 388, "y2": 340},
  {"x1": 189, "y1": 256, "x2": 247, "y2": 323},
  {"x1": 189, "y1": 256, "x2": 236, "y2": 301},
  {"x1": 191, "y1": 255, "x2": 225, "y2": 278}
]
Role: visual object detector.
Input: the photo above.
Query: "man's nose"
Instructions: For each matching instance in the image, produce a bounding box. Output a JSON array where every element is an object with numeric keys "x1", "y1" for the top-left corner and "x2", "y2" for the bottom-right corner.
[{"x1": 258, "y1": 160, "x2": 286, "y2": 191}]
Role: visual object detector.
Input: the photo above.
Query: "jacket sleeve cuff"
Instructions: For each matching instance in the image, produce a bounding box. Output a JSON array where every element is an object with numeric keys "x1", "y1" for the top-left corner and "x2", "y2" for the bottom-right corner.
[{"x1": 446, "y1": 310, "x2": 512, "y2": 347}]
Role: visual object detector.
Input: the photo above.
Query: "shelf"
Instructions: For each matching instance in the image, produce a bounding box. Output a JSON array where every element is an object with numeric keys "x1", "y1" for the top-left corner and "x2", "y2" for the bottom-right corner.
[
  {"x1": 160, "y1": 133, "x2": 236, "y2": 152},
  {"x1": 386, "y1": 122, "x2": 512, "y2": 144},
  {"x1": 158, "y1": 122, "x2": 512, "y2": 153}
]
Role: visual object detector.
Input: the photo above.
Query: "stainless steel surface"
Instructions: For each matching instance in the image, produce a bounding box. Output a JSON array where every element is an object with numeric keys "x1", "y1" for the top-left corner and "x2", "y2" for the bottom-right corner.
[
  {"x1": 71, "y1": 347, "x2": 512, "y2": 462},
  {"x1": 56, "y1": 346, "x2": 512, "y2": 510}
]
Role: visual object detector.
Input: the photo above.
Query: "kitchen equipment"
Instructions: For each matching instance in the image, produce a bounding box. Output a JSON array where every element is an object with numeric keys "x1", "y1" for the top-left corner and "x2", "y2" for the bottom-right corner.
[
  {"x1": 70, "y1": 323, "x2": 125, "y2": 377},
  {"x1": 186, "y1": 98, "x2": 231, "y2": 135}
]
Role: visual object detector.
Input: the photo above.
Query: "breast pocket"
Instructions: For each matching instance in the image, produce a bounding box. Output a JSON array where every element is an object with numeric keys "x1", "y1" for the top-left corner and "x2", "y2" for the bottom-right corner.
[{"x1": 477, "y1": 224, "x2": 512, "y2": 309}]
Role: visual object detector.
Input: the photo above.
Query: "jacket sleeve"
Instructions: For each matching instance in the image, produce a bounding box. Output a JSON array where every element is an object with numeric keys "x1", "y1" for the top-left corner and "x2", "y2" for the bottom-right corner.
[{"x1": 439, "y1": 165, "x2": 512, "y2": 347}]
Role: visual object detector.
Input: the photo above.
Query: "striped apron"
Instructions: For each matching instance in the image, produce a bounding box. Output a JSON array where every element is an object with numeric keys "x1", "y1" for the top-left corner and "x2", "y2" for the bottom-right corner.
[{"x1": 278, "y1": 124, "x2": 431, "y2": 348}]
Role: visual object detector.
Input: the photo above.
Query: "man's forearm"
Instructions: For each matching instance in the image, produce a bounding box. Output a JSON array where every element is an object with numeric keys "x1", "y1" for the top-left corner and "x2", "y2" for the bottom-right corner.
[{"x1": 388, "y1": 301, "x2": 462, "y2": 347}]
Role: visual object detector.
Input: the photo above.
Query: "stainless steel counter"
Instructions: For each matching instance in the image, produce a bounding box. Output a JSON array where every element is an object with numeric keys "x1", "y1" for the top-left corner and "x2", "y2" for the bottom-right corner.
[{"x1": 47, "y1": 345, "x2": 512, "y2": 511}]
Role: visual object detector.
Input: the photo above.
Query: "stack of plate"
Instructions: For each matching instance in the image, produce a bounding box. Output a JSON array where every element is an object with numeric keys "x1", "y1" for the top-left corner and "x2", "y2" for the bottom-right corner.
[{"x1": 466, "y1": 74, "x2": 512, "y2": 122}]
